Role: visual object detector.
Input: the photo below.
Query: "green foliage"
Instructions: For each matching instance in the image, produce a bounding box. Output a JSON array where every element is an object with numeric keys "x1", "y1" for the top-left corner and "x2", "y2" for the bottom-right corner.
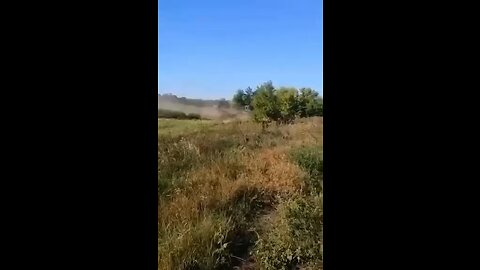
[
  {"x1": 298, "y1": 88, "x2": 323, "y2": 117},
  {"x1": 252, "y1": 81, "x2": 280, "y2": 122},
  {"x1": 232, "y1": 87, "x2": 255, "y2": 110},
  {"x1": 240, "y1": 81, "x2": 323, "y2": 123},
  {"x1": 233, "y1": 89, "x2": 247, "y2": 107},
  {"x1": 277, "y1": 87, "x2": 299, "y2": 123},
  {"x1": 244, "y1": 87, "x2": 254, "y2": 109}
]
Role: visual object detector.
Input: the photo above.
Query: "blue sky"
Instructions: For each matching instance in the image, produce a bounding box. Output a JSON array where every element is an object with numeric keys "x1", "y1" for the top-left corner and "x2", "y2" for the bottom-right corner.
[{"x1": 158, "y1": 0, "x2": 323, "y2": 100}]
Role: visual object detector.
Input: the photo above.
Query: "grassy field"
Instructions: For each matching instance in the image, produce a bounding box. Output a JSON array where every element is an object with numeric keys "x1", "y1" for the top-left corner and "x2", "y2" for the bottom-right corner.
[
  {"x1": 158, "y1": 117, "x2": 323, "y2": 270},
  {"x1": 158, "y1": 119, "x2": 217, "y2": 136}
]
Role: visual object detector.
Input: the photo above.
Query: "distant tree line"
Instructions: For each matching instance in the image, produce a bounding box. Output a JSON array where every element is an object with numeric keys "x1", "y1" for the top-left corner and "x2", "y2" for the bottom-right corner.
[
  {"x1": 232, "y1": 81, "x2": 323, "y2": 124},
  {"x1": 158, "y1": 109, "x2": 202, "y2": 120},
  {"x1": 159, "y1": 93, "x2": 230, "y2": 108}
]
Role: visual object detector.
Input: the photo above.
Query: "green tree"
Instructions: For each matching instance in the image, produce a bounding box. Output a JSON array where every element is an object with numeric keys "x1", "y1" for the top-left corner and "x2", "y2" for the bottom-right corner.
[
  {"x1": 298, "y1": 88, "x2": 322, "y2": 117},
  {"x1": 277, "y1": 87, "x2": 299, "y2": 123},
  {"x1": 317, "y1": 97, "x2": 323, "y2": 116},
  {"x1": 233, "y1": 87, "x2": 255, "y2": 110},
  {"x1": 244, "y1": 86, "x2": 254, "y2": 110},
  {"x1": 232, "y1": 89, "x2": 246, "y2": 108},
  {"x1": 252, "y1": 81, "x2": 280, "y2": 123}
]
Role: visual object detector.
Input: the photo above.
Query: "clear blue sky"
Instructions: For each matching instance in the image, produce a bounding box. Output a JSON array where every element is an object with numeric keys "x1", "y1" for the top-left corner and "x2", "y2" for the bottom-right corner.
[{"x1": 158, "y1": 0, "x2": 323, "y2": 100}]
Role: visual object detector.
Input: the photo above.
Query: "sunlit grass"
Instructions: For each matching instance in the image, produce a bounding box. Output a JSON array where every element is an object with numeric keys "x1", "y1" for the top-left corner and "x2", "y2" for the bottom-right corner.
[{"x1": 158, "y1": 117, "x2": 323, "y2": 269}]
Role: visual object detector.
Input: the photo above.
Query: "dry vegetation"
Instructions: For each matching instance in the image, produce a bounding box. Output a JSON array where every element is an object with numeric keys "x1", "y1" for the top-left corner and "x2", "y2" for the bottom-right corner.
[{"x1": 158, "y1": 117, "x2": 323, "y2": 270}]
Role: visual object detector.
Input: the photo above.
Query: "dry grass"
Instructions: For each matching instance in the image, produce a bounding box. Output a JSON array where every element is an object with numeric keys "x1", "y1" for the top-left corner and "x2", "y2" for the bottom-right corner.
[{"x1": 158, "y1": 117, "x2": 322, "y2": 270}]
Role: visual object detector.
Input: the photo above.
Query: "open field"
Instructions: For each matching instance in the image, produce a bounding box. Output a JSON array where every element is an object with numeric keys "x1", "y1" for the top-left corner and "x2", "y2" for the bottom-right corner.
[
  {"x1": 158, "y1": 117, "x2": 323, "y2": 270},
  {"x1": 158, "y1": 119, "x2": 218, "y2": 136}
]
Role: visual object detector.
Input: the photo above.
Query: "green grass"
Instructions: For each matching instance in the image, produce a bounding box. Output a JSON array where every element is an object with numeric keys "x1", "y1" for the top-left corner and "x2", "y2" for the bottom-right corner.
[{"x1": 158, "y1": 119, "x2": 217, "y2": 136}]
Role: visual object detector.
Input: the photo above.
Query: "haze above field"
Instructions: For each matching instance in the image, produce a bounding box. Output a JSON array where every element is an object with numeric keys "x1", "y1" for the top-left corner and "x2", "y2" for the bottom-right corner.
[
  {"x1": 158, "y1": 94, "x2": 248, "y2": 120},
  {"x1": 158, "y1": 0, "x2": 323, "y2": 99}
]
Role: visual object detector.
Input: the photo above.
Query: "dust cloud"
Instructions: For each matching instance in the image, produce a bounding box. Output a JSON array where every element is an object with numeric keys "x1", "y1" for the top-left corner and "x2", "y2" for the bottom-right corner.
[{"x1": 158, "y1": 99, "x2": 250, "y2": 121}]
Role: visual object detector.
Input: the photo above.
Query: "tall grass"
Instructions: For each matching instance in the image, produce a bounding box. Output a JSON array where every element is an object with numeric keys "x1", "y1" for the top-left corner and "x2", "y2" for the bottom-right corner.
[
  {"x1": 158, "y1": 117, "x2": 323, "y2": 270},
  {"x1": 291, "y1": 146, "x2": 323, "y2": 194},
  {"x1": 253, "y1": 145, "x2": 323, "y2": 270},
  {"x1": 254, "y1": 195, "x2": 323, "y2": 270}
]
